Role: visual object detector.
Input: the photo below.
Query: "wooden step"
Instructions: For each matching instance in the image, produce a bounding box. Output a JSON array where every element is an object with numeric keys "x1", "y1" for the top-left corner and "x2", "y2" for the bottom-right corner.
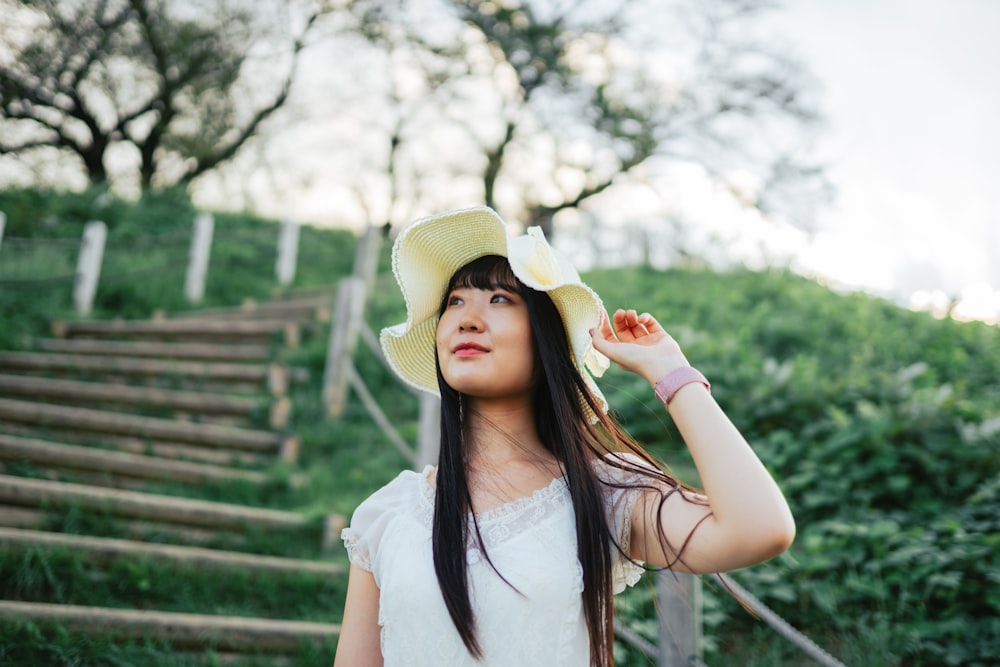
[
  {"x1": 0, "y1": 374, "x2": 270, "y2": 421},
  {"x1": 0, "y1": 475, "x2": 334, "y2": 534},
  {"x1": 0, "y1": 434, "x2": 269, "y2": 486},
  {"x1": 0, "y1": 601, "x2": 340, "y2": 653},
  {"x1": 0, "y1": 352, "x2": 305, "y2": 396},
  {"x1": 0, "y1": 503, "x2": 263, "y2": 547},
  {"x1": 51, "y1": 318, "x2": 300, "y2": 347},
  {"x1": 0, "y1": 423, "x2": 274, "y2": 467},
  {"x1": 163, "y1": 296, "x2": 333, "y2": 323},
  {"x1": 0, "y1": 463, "x2": 188, "y2": 493},
  {"x1": 32, "y1": 338, "x2": 272, "y2": 362},
  {"x1": 0, "y1": 527, "x2": 344, "y2": 576},
  {"x1": 0, "y1": 352, "x2": 287, "y2": 390},
  {"x1": 270, "y1": 285, "x2": 341, "y2": 301},
  {"x1": 0, "y1": 398, "x2": 297, "y2": 458},
  {"x1": 0, "y1": 504, "x2": 43, "y2": 528}
]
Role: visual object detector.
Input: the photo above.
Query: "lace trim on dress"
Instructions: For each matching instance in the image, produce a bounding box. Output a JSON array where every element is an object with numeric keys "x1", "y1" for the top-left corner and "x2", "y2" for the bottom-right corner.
[
  {"x1": 419, "y1": 466, "x2": 571, "y2": 553},
  {"x1": 414, "y1": 459, "x2": 646, "y2": 591},
  {"x1": 620, "y1": 558, "x2": 645, "y2": 590},
  {"x1": 607, "y1": 459, "x2": 651, "y2": 591},
  {"x1": 417, "y1": 467, "x2": 566, "y2": 519},
  {"x1": 415, "y1": 460, "x2": 648, "y2": 580},
  {"x1": 341, "y1": 528, "x2": 371, "y2": 571}
]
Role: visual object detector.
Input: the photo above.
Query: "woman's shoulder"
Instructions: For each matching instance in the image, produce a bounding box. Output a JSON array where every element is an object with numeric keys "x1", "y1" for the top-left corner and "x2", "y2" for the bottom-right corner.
[
  {"x1": 593, "y1": 450, "x2": 660, "y2": 484},
  {"x1": 341, "y1": 466, "x2": 432, "y2": 571},
  {"x1": 356, "y1": 465, "x2": 430, "y2": 513}
]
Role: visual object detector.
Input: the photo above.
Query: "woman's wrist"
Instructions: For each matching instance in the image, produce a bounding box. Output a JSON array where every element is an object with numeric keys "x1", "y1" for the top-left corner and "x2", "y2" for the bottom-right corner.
[
  {"x1": 638, "y1": 351, "x2": 691, "y2": 386},
  {"x1": 652, "y1": 366, "x2": 711, "y2": 406}
]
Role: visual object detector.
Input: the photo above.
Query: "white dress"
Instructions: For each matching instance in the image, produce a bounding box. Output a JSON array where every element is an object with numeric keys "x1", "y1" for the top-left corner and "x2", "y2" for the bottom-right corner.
[{"x1": 341, "y1": 455, "x2": 648, "y2": 666}]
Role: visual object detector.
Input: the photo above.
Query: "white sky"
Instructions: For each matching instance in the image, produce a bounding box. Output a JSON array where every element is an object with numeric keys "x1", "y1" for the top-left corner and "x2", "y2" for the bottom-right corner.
[
  {"x1": 760, "y1": 0, "x2": 1000, "y2": 320},
  {"x1": 185, "y1": 0, "x2": 1000, "y2": 323}
]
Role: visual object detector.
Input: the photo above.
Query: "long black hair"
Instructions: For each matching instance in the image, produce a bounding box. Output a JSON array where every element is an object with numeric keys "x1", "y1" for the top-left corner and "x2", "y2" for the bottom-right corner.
[{"x1": 432, "y1": 254, "x2": 703, "y2": 666}]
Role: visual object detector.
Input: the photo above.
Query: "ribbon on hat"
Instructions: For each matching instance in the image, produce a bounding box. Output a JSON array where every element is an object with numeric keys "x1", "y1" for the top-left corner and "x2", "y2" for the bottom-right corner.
[
  {"x1": 519, "y1": 226, "x2": 564, "y2": 287},
  {"x1": 585, "y1": 347, "x2": 610, "y2": 378},
  {"x1": 508, "y1": 224, "x2": 610, "y2": 382}
]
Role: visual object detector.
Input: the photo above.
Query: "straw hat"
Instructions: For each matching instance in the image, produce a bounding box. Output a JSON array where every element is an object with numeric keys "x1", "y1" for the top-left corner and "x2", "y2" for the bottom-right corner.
[{"x1": 380, "y1": 206, "x2": 610, "y2": 411}]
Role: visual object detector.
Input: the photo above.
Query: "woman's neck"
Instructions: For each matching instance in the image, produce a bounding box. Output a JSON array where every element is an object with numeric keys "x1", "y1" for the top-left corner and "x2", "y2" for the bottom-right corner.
[
  {"x1": 459, "y1": 397, "x2": 563, "y2": 511},
  {"x1": 462, "y1": 397, "x2": 551, "y2": 468}
]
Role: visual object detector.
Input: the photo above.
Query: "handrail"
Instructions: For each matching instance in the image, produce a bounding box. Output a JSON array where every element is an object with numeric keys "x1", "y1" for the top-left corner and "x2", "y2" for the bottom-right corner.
[
  {"x1": 719, "y1": 573, "x2": 848, "y2": 667},
  {"x1": 0, "y1": 211, "x2": 303, "y2": 312}
]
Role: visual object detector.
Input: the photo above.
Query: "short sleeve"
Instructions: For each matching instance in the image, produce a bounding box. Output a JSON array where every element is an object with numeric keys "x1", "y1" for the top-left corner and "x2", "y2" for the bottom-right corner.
[
  {"x1": 597, "y1": 452, "x2": 659, "y2": 593},
  {"x1": 340, "y1": 469, "x2": 419, "y2": 574}
]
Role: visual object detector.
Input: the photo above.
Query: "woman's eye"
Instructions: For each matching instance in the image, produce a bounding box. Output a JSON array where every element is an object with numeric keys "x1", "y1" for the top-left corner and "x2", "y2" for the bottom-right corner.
[
  {"x1": 447, "y1": 295, "x2": 464, "y2": 306},
  {"x1": 491, "y1": 293, "x2": 513, "y2": 304}
]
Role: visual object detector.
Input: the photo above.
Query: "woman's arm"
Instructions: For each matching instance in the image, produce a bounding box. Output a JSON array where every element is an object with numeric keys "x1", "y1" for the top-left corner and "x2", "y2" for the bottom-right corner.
[
  {"x1": 591, "y1": 309, "x2": 795, "y2": 574},
  {"x1": 333, "y1": 565, "x2": 383, "y2": 666}
]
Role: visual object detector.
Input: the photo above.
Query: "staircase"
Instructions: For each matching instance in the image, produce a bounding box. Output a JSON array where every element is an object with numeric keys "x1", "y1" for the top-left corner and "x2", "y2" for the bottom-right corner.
[{"x1": 0, "y1": 293, "x2": 346, "y2": 663}]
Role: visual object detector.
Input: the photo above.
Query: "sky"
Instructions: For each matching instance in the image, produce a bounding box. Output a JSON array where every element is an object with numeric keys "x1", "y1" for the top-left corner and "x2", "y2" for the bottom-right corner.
[
  {"x1": 188, "y1": 0, "x2": 998, "y2": 323},
  {"x1": 758, "y1": 0, "x2": 1000, "y2": 322}
]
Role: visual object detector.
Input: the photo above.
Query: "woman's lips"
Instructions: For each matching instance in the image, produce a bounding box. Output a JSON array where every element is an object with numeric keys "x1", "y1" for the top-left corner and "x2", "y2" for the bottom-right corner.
[{"x1": 454, "y1": 343, "x2": 488, "y2": 356}]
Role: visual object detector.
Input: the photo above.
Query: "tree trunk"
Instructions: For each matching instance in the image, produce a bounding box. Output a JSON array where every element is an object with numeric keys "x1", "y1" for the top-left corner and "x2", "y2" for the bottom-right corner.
[
  {"x1": 79, "y1": 137, "x2": 109, "y2": 185},
  {"x1": 526, "y1": 207, "x2": 556, "y2": 239}
]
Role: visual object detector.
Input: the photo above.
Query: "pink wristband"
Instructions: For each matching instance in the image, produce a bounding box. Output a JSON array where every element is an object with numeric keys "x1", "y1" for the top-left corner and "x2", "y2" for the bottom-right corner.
[{"x1": 653, "y1": 366, "x2": 710, "y2": 406}]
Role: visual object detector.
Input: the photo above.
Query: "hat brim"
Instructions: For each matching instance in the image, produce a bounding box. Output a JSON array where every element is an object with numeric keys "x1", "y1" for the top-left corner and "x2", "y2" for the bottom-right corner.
[{"x1": 380, "y1": 207, "x2": 608, "y2": 413}]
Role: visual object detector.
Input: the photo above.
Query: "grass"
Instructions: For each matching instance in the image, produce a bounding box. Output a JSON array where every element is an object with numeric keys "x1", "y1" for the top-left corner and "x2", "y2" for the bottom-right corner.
[
  {"x1": 0, "y1": 547, "x2": 346, "y2": 621},
  {"x1": 0, "y1": 623, "x2": 338, "y2": 667},
  {"x1": 3, "y1": 188, "x2": 997, "y2": 665},
  {"x1": 0, "y1": 189, "x2": 380, "y2": 664}
]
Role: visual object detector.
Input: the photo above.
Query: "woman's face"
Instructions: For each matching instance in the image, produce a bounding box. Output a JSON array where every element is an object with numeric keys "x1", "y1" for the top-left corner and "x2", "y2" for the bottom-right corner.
[{"x1": 436, "y1": 283, "x2": 536, "y2": 403}]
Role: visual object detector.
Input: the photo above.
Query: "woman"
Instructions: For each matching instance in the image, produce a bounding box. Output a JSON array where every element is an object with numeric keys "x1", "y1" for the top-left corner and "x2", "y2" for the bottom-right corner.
[{"x1": 335, "y1": 207, "x2": 794, "y2": 666}]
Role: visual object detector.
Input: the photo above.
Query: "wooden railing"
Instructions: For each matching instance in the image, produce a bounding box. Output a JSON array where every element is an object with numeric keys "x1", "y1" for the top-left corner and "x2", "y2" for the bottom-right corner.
[{"x1": 0, "y1": 210, "x2": 303, "y2": 315}]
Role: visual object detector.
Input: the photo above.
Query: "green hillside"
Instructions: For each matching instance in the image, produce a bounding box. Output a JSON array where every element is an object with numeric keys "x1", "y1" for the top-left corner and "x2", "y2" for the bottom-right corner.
[
  {"x1": 1, "y1": 188, "x2": 997, "y2": 666},
  {"x1": 585, "y1": 266, "x2": 1000, "y2": 666}
]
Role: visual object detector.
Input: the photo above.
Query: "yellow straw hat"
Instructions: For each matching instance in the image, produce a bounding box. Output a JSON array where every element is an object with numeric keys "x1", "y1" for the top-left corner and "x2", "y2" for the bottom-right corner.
[{"x1": 380, "y1": 206, "x2": 610, "y2": 411}]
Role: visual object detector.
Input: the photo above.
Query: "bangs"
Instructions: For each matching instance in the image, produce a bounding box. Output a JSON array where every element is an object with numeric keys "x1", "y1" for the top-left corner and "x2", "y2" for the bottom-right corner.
[{"x1": 448, "y1": 254, "x2": 523, "y2": 294}]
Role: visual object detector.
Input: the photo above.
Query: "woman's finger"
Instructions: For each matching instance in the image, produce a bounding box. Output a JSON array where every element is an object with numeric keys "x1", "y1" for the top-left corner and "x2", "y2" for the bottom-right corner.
[
  {"x1": 626, "y1": 309, "x2": 652, "y2": 337},
  {"x1": 598, "y1": 309, "x2": 617, "y2": 340},
  {"x1": 614, "y1": 309, "x2": 640, "y2": 341},
  {"x1": 637, "y1": 312, "x2": 665, "y2": 334}
]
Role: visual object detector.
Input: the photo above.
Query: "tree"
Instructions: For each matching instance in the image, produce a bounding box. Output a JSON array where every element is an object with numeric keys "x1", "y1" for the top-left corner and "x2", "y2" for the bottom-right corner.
[
  {"x1": 348, "y1": 0, "x2": 830, "y2": 237},
  {"x1": 0, "y1": 0, "x2": 329, "y2": 192}
]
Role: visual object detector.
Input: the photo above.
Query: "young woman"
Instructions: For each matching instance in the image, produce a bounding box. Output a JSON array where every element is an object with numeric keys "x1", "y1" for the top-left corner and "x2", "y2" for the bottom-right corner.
[{"x1": 334, "y1": 207, "x2": 794, "y2": 666}]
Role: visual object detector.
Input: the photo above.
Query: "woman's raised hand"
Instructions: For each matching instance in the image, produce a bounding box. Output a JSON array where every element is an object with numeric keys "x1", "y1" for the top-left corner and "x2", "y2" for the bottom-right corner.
[{"x1": 590, "y1": 308, "x2": 690, "y2": 385}]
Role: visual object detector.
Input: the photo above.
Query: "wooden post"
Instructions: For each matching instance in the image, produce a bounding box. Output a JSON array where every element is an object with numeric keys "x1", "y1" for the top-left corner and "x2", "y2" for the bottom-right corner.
[
  {"x1": 74, "y1": 220, "x2": 107, "y2": 316},
  {"x1": 346, "y1": 363, "x2": 416, "y2": 464},
  {"x1": 657, "y1": 572, "x2": 702, "y2": 666},
  {"x1": 352, "y1": 224, "x2": 383, "y2": 301},
  {"x1": 416, "y1": 394, "x2": 440, "y2": 468},
  {"x1": 275, "y1": 218, "x2": 300, "y2": 286},
  {"x1": 185, "y1": 212, "x2": 214, "y2": 304},
  {"x1": 323, "y1": 277, "x2": 365, "y2": 417},
  {"x1": 321, "y1": 225, "x2": 383, "y2": 416}
]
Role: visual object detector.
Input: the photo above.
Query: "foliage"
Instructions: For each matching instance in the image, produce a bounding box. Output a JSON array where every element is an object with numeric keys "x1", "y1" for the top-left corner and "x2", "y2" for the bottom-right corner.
[
  {"x1": 0, "y1": 186, "x2": 357, "y2": 349},
  {"x1": 0, "y1": 546, "x2": 345, "y2": 621},
  {"x1": 0, "y1": 187, "x2": 389, "y2": 664},
  {"x1": 0, "y1": 0, "x2": 325, "y2": 192},
  {"x1": 347, "y1": 0, "x2": 828, "y2": 236},
  {"x1": 2, "y1": 189, "x2": 999, "y2": 664},
  {"x1": 0, "y1": 622, "x2": 338, "y2": 667},
  {"x1": 587, "y1": 266, "x2": 1000, "y2": 666}
]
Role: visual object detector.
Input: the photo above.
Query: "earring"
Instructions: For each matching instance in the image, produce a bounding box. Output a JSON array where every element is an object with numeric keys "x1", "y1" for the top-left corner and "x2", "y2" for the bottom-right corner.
[{"x1": 458, "y1": 393, "x2": 465, "y2": 422}]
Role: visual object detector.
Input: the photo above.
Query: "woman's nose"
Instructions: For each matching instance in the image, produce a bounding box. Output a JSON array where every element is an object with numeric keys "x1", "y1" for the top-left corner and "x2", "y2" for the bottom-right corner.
[
  {"x1": 459, "y1": 316, "x2": 482, "y2": 332},
  {"x1": 458, "y1": 304, "x2": 484, "y2": 332}
]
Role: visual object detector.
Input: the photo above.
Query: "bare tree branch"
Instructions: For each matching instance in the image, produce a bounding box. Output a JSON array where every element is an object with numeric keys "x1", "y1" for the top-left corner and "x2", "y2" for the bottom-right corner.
[
  {"x1": 346, "y1": 0, "x2": 825, "y2": 238},
  {"x1": 0, "y1": 0, "x2": 327, "y2": 192}
]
